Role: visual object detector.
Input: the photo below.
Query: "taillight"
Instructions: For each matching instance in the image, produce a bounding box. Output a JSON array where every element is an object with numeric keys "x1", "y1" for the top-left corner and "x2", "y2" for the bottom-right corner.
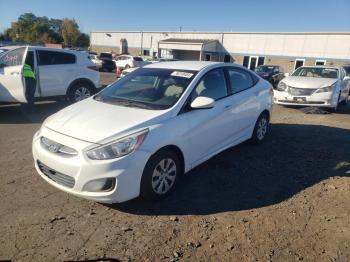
[
  {"x1": 88, "y1": 65, "x2": 99, "y2": 71},
  {"x1": 269, "y1": 87, "x2": 274, "y2": 94}
]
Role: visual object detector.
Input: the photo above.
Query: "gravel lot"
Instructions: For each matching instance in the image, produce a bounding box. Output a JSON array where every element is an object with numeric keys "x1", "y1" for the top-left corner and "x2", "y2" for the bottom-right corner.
[{"x1": 0, "y1": 72, "x2": 349, "y2": 261}]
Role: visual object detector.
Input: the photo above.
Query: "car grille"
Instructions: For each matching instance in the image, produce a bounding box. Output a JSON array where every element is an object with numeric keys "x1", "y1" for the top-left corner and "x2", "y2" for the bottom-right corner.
[
  {"x1": 288, "y1": 86, "x2": 317, "y2": 96},
  {"x1": 41, "y1": 136, "x2": 77, "y2": 156},
  {"x1": 37, "y1": 160, "x2": 75, "y2": 188},
  {"x1": 278, "y1": 100, "x2": 325, "y2": 104}
]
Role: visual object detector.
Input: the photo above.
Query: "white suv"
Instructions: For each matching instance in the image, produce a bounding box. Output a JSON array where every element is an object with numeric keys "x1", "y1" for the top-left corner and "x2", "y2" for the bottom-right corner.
[
  {"x1": 114, "y1": 55, "x2": 143, "y2": 69},
  {"x1": 0, "y1": 46, "x2": 101, "y2": 103}
]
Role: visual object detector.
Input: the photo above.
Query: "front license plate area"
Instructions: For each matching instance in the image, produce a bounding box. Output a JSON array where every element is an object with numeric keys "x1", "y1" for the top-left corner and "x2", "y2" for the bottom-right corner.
[{"x1": 293, "y1": 97, "x2": 306, "y2": 103}]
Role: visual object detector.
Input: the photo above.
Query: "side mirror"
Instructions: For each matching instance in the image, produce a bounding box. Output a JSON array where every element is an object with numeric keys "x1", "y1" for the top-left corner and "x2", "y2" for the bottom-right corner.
[
  {"x1": 0, "y1": 63, "x2": 5, "y2": 68},
  {"x1": 284, "y1": 73, "x2": 290, "y2": 77},
  {"x1": 190, "y1": 96, "x2": 215, "y2": 109},
  {"x1": 343, "y1": 76, "x2": 350, "y2": 81}
]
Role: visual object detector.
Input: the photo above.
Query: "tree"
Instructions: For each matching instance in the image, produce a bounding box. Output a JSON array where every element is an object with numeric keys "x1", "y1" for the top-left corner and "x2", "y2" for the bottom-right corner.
[
  {"x1": 61, "y1": 19, "x2": 79, "y2": 46},
  {"x1": 4, "y1": 13, "x2": 87, "y2": 46},
  {"x1": 76, "y1": 33, "x2": 90, "y2": 47},
  {"x1": 0, "y1": 30, "x2": 11, "y2": 41},
  {"x1": 6, "y1": 13, "x2": 59, "y2": 44}
]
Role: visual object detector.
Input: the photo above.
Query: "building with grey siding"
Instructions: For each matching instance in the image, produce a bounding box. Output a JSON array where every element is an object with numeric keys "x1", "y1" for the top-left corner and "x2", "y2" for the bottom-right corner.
[{"x1": 90, "y1": 31, "x2": 350, "y2": 73}]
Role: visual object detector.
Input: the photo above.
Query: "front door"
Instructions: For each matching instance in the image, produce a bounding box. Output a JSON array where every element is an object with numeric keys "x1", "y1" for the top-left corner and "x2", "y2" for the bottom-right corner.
[
  {"x1": 0, "y1": 47, "x2": 28, "y2": 103},
  {"x1": 182, "y1": 68, "x2": 232, "y2": 166}
]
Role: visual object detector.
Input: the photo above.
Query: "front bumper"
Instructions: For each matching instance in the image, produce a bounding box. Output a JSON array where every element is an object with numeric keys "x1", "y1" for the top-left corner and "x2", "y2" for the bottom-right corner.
[
  {"x1": 273, "y1": 90, "x2": 337, "y2": 108},
  {"x1": 32, "y1": 127, "x2": 150, "y2": 203}
]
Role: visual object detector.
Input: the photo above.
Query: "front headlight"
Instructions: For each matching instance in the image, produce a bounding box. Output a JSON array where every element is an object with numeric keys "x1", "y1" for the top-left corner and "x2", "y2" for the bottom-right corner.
[
  {"x1": 316, "y1": 83, "x2": 336, "y2": 93},
  {"x1": 277, "y1": 81, "x2": 287, "y2": 91},
  {"x1": 86, "y1": 129, "x2": 149, "y2": 160}
]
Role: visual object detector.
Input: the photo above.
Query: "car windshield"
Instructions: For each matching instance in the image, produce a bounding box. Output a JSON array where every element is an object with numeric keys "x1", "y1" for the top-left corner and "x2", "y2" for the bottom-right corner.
[
  {"x1": 94, "y1": 68, "x2": 197, "y2": 110},
  {"x1": 255, "y1": 66, "x2": 274, "y2": 73},
  {"x1": 292, "y1": 67, "x2": 339, "y2": 79}
]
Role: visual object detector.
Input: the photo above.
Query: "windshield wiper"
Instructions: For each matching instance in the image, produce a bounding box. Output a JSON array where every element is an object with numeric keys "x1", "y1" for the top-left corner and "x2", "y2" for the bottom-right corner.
[
  {"x1": 93, "y1": 95, "x2": 104, "y2": 102},
  {"x1": 108, "y1": 98, "x2": 156, "y2": 109}
]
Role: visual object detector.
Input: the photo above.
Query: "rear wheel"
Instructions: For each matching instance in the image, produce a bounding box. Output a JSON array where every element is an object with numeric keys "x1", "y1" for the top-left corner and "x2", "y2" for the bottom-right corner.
[
  {"x1": 68, "y1": 83, "x2": 93, "y2": 103},
  {"x1": 250, "y1": 112, "x2": 269, "y2": 144},
  {"x1": 125, "y1": 64, "x2": 130, "y2": 69},
  {"x1": 140, "y1": 149, "x2": 181, "y2": 200}
]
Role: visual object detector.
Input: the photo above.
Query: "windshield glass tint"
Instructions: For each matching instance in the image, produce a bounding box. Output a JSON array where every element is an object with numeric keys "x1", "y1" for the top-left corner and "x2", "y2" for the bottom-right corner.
[
  {"x1": 255, "y1": 66, "x2": 274, "y2": 73},
  {"x1": 292, "y1": 67, "x2": 339, "y2": 79},
  {"x1": 95, "y1": 68, "x2": 197, "y2": 110}
]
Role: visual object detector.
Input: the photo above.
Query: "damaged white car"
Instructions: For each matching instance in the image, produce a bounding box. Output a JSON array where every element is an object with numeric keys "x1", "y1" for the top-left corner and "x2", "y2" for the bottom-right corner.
[{"x1": 274, "y1": 66, "x2": 350, "y2": 111}]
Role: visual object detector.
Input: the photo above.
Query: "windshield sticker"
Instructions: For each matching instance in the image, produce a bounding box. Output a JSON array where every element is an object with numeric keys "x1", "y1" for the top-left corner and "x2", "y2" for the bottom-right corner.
[{"x1": 171, "y1": 71, "x2": 194, "y2": 78}]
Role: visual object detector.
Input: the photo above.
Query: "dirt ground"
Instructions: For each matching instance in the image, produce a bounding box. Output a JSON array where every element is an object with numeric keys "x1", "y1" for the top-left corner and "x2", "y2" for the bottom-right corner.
[{"x1": 0, "y1": 72, "x2": 349, "y2": 262}]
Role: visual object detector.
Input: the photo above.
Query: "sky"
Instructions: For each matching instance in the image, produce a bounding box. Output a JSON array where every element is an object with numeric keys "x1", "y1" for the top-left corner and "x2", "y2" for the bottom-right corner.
[{"x1": 0, "y1": 0, "x2": 350, "y2": 33}]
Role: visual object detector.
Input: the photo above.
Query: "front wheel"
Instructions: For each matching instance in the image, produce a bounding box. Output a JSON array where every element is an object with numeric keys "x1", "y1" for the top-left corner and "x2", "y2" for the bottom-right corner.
[
  {"x1": 250, "y1": 113, "x2": 269, "y2": 144},
  {"x1": 140, "y1": 149, "x2": 181, "y2": 200}
]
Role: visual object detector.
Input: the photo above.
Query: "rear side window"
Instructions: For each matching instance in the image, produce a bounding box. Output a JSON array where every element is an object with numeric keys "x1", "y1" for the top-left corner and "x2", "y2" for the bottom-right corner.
[
  {"x1": 38, "y1": 50, "x2": 76, "y2": 65},
  {"x1": 133, "y1": 57, "x2": 143, "y2": 61},
  {"x1": 0, "y1": 47, "x2": 26, "y2": 67},
  {"x1": 227, "y1": 68, "x2": 255, "y2": 94}
]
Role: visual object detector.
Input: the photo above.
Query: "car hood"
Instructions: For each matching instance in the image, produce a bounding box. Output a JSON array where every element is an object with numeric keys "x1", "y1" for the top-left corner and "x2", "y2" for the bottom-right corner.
[
  {"x1": 282, "y1": 76, "x2": 337, "y2": 89},
  {"x1": 44, "y1": 98, "x2": 168, "y2": 144}
]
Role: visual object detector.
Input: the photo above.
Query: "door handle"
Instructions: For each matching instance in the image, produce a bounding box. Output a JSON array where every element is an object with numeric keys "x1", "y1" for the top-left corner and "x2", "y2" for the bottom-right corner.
[{"x1": 224, "y1": 105, "x2": 232, "y2": 111}]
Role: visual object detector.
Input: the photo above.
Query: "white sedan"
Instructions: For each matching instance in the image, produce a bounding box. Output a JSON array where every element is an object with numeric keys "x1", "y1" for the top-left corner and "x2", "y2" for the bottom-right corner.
[
  {"x1": 32, "y1": 61, "x2": 273, "y2": 203},
  {"x1": 274, "y1": 66, "x2": 350, "y2": 110}
]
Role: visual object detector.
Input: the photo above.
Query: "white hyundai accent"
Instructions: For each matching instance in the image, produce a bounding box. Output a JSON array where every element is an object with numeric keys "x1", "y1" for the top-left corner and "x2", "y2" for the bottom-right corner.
[
  {"x1": 274, "y1": 66, "x2": 350, "y2": 110},
  {"x1": 32, "y1": 61, "x2": 273, "y2": 203}
]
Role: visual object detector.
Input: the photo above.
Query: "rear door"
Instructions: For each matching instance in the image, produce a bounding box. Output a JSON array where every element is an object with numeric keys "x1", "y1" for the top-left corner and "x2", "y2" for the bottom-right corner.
[
  {"x1": 225, "y1": 67, "x2": 260, "y2": 137},
  {"x1": 37, "y1": 50, "x2": 77, "y2": 97},
  {"x1": 0, "y1": 47, "x2": 28, "y2": 102}
]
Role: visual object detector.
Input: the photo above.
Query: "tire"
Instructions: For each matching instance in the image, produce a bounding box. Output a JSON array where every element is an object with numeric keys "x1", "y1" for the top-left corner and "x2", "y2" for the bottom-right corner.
[
  {"x1": 68, "y1": 83, "x2": 93, "y2": 103},
  {"x1": 250, "y1": 112, "x2": 269, "y2": 144},
  {"x1": 140, "y1": 148, "x2": 181, "y2": 201},
  {"x1": 125, "y1": 64, "x2": 130, "y2": 69}
]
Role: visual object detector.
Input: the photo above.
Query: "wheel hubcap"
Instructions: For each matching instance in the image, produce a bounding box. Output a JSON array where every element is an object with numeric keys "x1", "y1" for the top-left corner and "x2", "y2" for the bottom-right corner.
[
  {"x1": 257, "y1": 117, "x2": 267, "y2": 140},
  {"x1": 151, "y1": 158, "x2": 177, "y2": 194},
  {"x1": 74, "y1": 87, "x2": 91, "y2": 101}
]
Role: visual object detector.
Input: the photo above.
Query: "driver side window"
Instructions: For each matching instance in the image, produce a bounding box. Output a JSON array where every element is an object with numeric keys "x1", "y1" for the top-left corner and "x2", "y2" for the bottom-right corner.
[{"x1": 192, "y1": 69, "x2": 227, "y2": 101}]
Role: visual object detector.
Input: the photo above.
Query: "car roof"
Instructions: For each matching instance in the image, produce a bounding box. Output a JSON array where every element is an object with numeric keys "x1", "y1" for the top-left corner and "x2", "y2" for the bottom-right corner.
[
  {"x1": 1, "y1": 45, "x2": 83, "y2": 54},
  {"x1": 144, "y1": 61, "x2": 222, "y2": 71},
  {"x1": 259, "y1": 65, "x2": 279, "y2": 67},
  {"x1": 298, "y1": 65, "x2": 340, "y2": 69}
]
